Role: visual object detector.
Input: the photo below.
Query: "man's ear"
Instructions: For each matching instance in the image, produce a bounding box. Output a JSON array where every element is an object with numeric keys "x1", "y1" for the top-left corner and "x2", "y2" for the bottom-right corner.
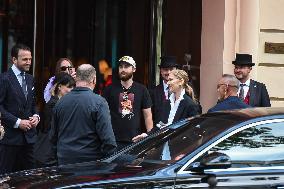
[
  {"x1": 12, "y1": 57, "x2": 17, "y2": 64},
  {"x1": 133, "y1": 68, "x2": 136, "y2": 73}
]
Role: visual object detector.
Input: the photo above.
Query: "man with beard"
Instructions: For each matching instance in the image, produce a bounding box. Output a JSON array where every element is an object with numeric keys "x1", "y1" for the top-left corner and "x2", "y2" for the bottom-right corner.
[
  {"x1": 0, "y1": 44, "x2": 40, "y2": 174},
  {"x1": 233, "y1": 53, "x2": 270, "y2": 107},
  {"x1": 150, "y1": 56, "x2": 178, "y2": 125},
  {"x1": 103, "y1": 56, "x2": 153, "y2": 150},
  {"x1": 208, "y1": 74, "x2": 250, "y2": 112}
]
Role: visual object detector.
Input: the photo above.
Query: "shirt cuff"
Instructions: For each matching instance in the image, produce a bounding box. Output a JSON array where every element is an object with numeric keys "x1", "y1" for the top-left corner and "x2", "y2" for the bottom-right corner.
[
  {"x1": 33, "y1": 114, "x2": 40, "y2": 122},
  {"x1": 14, "y1": 119, "x2": 21, "y2": 128}
]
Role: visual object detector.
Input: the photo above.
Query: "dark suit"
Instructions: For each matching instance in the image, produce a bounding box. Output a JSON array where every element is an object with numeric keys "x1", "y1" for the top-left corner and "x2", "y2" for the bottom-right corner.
[
  {"x1": 208, "y1": 96, "x2": 250, "y2": 113},
  {"x1": 150, "y1": 84, "x2": 166, "y2": 125},
  {"x1": 248, "y1": 79, "x2": 271, "y2": 107},
  {"x1": 160, "y1": 94, "x2": 200, "y2": 124},
  {"x1": 0, "y1": 68, "x2": 37, "y2": 173}
]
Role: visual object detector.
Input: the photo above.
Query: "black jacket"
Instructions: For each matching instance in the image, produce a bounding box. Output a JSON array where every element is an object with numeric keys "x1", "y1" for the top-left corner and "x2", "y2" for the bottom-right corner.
[
  {"x1": 248, "y1": 79, "x2": 271, "y2": 107},
  {"x1": 150, "y1": 84, "x2": 167, "y2": 125},
  {"x1": 49, "y1": 87, "x2": 117, "y2": 165},
  {"x1": 0, "y1": 68, "x2": 38, "y2": 145},
  {"x1": 160, "y1": 94, "x2": 200, "y2": 124}
]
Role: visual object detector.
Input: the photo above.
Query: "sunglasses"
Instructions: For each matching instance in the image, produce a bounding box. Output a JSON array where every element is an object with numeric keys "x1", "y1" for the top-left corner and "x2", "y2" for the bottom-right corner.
[
  {"x1": 217, "y1": 83, "x2": 238, "y2": 89},
  {"x1": 60, "y1": 66, "x2": 73, "y2": 71}
]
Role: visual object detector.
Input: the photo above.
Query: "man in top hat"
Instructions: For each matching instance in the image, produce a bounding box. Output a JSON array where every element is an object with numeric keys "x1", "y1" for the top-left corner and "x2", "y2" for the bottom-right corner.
[
  {"x1": 233, "y1": 53, "x2": 271, "y2": 107},
  {"x1": 150, "y1": 56, "x2": 179, "y2": 125}
]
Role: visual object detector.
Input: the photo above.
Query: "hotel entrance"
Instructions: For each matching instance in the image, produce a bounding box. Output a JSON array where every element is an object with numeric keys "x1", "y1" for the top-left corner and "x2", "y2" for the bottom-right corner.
[{"x1": 0, "y1": 0, "x2": 201, "y2": 110}]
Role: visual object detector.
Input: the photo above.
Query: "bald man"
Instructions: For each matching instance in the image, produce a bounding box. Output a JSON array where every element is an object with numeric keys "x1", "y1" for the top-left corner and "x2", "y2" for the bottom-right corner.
[
  {"x1": 49, "y1": 64, "x2": 117, "y2": 165},
  {"x1": 208, "y1": 74, "x2": 250, "y2": 113}
]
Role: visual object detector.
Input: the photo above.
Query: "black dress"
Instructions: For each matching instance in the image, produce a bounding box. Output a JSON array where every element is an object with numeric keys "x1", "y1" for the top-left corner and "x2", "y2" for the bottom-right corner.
[{"x1": 34, "y1": 95, "x2": 59, "y2": 167}]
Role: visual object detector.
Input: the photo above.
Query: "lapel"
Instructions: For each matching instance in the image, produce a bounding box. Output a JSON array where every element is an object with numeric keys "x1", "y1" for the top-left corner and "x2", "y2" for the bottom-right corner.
[
  {"x1": 173, "y1": 97, "x2": 186, "y2": 123},
  {"x1": 249, "y1": 79, "x2": 257, "y2": 106},
  {"x1": 157, "y1": 84, "x2": 166, "y2": 101},
  {"x1": 8, "y1": 68, "x2": 27, "y2": 102},
  {"x1": 25, "y1": 74, "x2": 33, "y2": 103}
]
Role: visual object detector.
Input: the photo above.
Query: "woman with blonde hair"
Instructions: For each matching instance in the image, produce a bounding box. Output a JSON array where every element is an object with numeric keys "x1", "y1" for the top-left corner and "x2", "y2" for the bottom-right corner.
[
  {"x1": 159, "y1": 69, "x2": 200, "y2": 125},
  {"x1": 132, "y1": 69, "x2": 201, "y2": 142}
]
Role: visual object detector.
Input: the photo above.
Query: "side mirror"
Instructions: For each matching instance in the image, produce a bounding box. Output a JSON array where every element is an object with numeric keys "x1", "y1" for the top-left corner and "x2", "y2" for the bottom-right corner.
[{"x1": 190, "y1": 152, "x2": 231, "y2": 172}]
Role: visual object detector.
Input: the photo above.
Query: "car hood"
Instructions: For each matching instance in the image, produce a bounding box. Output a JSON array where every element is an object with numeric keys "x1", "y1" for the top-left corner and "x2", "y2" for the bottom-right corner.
[{"x1": 0, "y1": 160, "x2": 168, "y2": 188}]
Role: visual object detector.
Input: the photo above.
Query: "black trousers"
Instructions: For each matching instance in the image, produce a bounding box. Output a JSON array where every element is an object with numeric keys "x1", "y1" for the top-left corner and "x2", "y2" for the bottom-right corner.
[{"x1": 0, "y1": 144, "x2": 35, "y2": 174}]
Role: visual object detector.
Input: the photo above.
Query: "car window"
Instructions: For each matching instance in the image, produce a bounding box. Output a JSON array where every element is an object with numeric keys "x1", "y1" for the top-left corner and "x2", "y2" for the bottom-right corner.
[
  {"x1": 209, "y1": 121, "x2": 284, "y2": 167},
  {"x1": 111, "y1": 117, "x2": 239, "y2": 165}
]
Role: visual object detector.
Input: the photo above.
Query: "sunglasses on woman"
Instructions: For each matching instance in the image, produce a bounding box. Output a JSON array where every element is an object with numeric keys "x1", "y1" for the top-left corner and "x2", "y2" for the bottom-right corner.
[{"x1": 60, "y1": 66, "x2": 73, "y2": 71}]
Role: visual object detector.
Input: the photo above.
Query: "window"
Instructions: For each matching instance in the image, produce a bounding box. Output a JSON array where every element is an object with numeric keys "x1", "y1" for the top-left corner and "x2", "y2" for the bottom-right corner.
[{"x1": 210, "y1": 121, "x2": 284, "y2": 167}]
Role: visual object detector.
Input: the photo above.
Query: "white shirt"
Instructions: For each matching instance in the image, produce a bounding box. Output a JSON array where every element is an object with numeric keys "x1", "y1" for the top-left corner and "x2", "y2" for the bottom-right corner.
[
  {"x1": 167, "y1": 89, "x2": 185, "y2": 125},
  {"x1": 11, "y1": 64, "x2": 25, "y2": 88},
  {"x1": 238, "y1": 79, "x2": 250, "y2": 98},
  {"x1": 163, "y1": 80, "x2": 170, "y2": 99},
  {"x1": 162, "y1": 89, "x2": 185, "y2": 160}
]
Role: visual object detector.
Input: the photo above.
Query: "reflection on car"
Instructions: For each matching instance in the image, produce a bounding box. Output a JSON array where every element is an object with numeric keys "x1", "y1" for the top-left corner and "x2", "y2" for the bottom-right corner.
[{"x1": 1, "y1": 107, "x2": 284, "y2": 188}]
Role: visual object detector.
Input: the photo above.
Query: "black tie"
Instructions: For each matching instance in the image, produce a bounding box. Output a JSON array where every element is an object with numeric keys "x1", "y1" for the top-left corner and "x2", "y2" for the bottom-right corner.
[
  {"x1": 20, "y1": 72, "x2": 28, "y2": 99},
  {"x1": 167, "y1": 86, "x2": 171, "y2": 99},
  {"x1": 239, "y1": 83, "x2": 246, "y2": 100}
]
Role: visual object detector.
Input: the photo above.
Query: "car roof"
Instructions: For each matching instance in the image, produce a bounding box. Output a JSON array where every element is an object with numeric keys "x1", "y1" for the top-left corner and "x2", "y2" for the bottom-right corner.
[
  {"x1": 104, "y1": 107, "x2": 284, "y2": 163},
  {"x1": 202, "y1": 107, "x2": 284, "y2": 121}
]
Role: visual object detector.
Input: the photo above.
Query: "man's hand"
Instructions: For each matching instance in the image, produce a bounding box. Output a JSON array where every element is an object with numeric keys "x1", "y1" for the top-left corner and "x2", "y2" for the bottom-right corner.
[
  {"x1": 132, "y1": 133, "x2": 148, "y2": 143},
  {"x1": 69, "y1": 68, "x2": 76, "y2": 79},
  {"x1": 29, "y1": 116, "x2": 40, "y2": 127},
  {"x1": 19, "y1": 120, "x2": 32, "y2": 132}
]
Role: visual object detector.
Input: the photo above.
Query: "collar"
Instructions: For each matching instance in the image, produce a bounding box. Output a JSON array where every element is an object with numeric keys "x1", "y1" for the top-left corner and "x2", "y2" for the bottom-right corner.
[
  {"x1": 163, "y1": 80, "x2": 169, "y2": 90},
  {"x1": 11, "y1": 64, "x2": 22, "y2": 76},
  {"x1": 240, "y1": 79, "x2": 250, "y2": 87},
  {"x1": 72, "y1": 87, "x2": 93, "y2": 91},
  {"x1": 169, "y1": 88, "x2": 185, "y2": 103}
]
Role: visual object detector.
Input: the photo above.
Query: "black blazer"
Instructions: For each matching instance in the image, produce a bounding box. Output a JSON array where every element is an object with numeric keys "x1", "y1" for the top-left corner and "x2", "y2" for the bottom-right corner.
[
  {"x1": 0, "y1": 68, "x2": 37, "y2": 145},
  {"x1": 150, "y1": 84, "x2": 167, "y2": 125},
  {"x1": 160, "y1": 94, "x2": 200, "y2": 124},
  {"x1": 249, "y1": 79, "x2": 271, "y2": 107}
]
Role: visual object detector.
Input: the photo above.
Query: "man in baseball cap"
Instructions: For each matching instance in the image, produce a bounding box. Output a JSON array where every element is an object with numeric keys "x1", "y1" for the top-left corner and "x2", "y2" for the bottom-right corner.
[
  {"x1": 119, "y1": 56, "x2": 136, "y2": 68},
  {"x1": 102, "y1": 56, "x2": 153, "y2": 150}
]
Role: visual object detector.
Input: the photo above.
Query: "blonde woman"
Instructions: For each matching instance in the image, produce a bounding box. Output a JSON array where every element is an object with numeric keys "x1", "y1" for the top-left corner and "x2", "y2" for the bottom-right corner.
[
  {"x1": 133, "y1": 69, "x2": 200, "y2": 142},
  {"x1": 159, "y1": 69, "x2": 200, "y2": 126}
]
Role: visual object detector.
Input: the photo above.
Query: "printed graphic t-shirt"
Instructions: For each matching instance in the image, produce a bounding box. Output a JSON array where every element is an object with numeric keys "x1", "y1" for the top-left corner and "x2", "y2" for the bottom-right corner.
[{"x1": 103, "y1": 82, "x2": 152, "y2": 142}]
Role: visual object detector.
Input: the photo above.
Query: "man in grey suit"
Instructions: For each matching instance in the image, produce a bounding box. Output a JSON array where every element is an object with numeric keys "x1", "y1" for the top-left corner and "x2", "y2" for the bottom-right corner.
[
  {"x1": 233, "y1": 53, "x2": 271, "y2": 107},
  {"x1": 0, "y1": 44, "x2": 40, "y2": 174}
]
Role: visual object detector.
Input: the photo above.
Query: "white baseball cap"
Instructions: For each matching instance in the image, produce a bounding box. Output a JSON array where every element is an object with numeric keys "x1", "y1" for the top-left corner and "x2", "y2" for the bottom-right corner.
[{"x1": 119, "y1": 56, "x2": 136, "y2": 68}]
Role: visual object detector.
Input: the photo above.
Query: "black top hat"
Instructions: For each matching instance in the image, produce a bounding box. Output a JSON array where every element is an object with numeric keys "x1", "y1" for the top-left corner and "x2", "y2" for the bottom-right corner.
[
  {"x1": 159, "y1": 56, "x2": 178, "y2": 68},
  {"x1": 232, "y1": 53, "x2": 255, "y2": 66}
]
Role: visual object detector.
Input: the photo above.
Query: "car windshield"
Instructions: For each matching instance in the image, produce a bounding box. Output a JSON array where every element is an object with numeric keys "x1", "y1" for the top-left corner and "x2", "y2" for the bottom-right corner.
[{"x1": 106, "y1": 115, "x2": 243, "y2": 166}]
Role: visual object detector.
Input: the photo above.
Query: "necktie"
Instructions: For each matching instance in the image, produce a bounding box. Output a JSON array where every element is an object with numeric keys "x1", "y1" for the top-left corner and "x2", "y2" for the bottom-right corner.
[
  {"x1": 20, "y1": 72, "x2": 28, "y2": 99},
  {"x1": 167, "y1": 87, "x2": 171, "y2": 99},
  {"x1": 239, "y1": 83, "x2": 246, "y2": 100}
]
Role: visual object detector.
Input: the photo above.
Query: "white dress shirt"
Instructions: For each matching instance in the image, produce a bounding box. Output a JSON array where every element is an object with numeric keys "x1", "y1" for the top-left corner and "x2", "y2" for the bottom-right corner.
[
  {"x1": 167, "y1": 89, "x2": 185, "y2": 125},
  {"x1": 237, "y1": 79, "x2": 250, "y2": 98},
  {"x1": 163, "y1": 80, "x2": 170, "y2": 100}
]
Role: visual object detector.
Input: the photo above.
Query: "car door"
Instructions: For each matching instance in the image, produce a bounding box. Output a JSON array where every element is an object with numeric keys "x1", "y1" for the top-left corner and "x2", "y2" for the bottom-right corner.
[{"x1": 175, "y1": 119, "x2": 284, "y2": 188}]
